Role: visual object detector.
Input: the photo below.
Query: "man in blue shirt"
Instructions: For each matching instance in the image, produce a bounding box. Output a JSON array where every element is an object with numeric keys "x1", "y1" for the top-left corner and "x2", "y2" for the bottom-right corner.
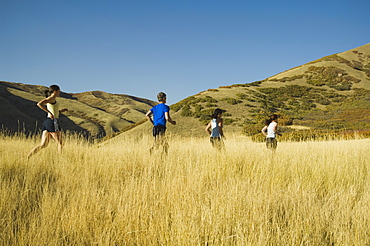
[{"x1": 145, "y1": 92, "x2": 176, "y2": 154}]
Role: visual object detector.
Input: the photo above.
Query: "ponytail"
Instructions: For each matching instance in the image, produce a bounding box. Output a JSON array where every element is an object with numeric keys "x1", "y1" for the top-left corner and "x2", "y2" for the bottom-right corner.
[
  {"x1": 264, "y1": 119, "x2": 272, "y2": 126},
  {"x1": 44, "y1": 85, "x2": 60, "y2": 97}
]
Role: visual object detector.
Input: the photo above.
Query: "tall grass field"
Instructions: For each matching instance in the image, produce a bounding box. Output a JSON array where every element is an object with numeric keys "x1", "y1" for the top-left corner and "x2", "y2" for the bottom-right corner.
[{"x1": 0, "y1": 132, "x2": 369, "y2": 245}]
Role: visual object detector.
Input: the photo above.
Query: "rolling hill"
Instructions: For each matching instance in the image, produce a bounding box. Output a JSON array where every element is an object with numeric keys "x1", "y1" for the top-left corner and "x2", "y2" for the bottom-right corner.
[
  {"x1": 117, "y1": 43, "x2": 370, "y2": 140},
  {"x1": 1, "y1": 43, "x2": 369, "y2": 141},
  {"x1": 0, "y1": 81, "x2": 156, "y2": 139}
]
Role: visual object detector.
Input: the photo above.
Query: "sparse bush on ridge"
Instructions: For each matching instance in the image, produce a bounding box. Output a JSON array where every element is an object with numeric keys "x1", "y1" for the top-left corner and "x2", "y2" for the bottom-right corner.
[
  {"x1": 272, "y1": 75, "x2": 305, "y2": 83},
  {"x1": 249, "y1": 80, "x2": 263, "y2": 86}
]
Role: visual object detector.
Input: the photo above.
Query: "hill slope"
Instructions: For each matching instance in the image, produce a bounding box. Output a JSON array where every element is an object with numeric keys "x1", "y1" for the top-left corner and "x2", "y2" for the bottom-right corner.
[
  {"x1": 118, "y1": 43, "x2": 370, "y2": 140},
  {"x1": 2, "y1": 43, "x2": 369, "y2": 140},
  {"x1": 0, "y1": 81, "x2": 156, "y2": 139}
]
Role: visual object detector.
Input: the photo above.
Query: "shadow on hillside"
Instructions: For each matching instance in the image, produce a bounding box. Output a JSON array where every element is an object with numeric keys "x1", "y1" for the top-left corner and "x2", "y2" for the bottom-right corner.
[{"x1": 0, "y1": 82, "x2": 91, "y2": 138}]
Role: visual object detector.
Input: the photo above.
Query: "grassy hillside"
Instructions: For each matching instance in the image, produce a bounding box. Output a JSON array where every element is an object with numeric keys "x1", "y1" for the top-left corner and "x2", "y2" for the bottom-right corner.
[
  {"x1": 0, "y1": 81, "x2": 156, "y2": 139},
  {"x1": 141, "y1": 43, "x2": 370, "y2": 140},
  {"x1": 2, "y1": 43, "x2": 369, "y2": 140}
]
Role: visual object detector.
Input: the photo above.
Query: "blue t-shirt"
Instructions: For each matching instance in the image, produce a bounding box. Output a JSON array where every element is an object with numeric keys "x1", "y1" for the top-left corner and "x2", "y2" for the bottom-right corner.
[{"x1": 150, "y1": 103, "x2": 169, "y2": 126}]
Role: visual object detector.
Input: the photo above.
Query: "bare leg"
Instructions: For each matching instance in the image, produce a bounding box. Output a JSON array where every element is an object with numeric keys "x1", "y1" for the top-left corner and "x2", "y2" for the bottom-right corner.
[
  {"x1": 27, "y1": 130, "x2": 50, "y2": 158},
  {"x1": 150, "y1": 134, "x2": 168, "y2": 155},
  {"x1": 50, "y1": 131, "x2": 63, "y2": 153}
]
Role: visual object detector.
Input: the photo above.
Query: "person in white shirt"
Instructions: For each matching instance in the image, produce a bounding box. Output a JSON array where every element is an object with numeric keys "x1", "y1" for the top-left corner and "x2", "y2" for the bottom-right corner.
[
  {"x1": 205, "y1": 108, "x2": 225, "y2": 150},
  {"x1": 261, "y1": 114, "x2": 281, "y2": 150}
]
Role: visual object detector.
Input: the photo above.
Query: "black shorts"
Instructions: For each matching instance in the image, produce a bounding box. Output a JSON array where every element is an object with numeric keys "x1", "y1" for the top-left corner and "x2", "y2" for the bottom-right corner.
[
  {"x1": 266, "y1": 137, "x2": 277, "y2": 149},
  {"x1": 152, "y1": 125, "x2": 166, "y2": 137},
  {"x1": 42, "y1": 118, "x2": 60, "y2": 132}
]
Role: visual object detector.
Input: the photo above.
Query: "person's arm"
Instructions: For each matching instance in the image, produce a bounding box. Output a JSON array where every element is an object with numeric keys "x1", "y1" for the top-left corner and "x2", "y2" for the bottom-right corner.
[
  {"x1": 145, "y1": 110, "x2": 154, "y2": 125},
  {"x1": 37, "y1": 97, "x2": 54, "y2": 119},
  {"x1": 273, "y1": 123, "x2": 282, "y2": 136},
  {"x1": 218, "y1": 118, "x2": 225, "y2": 138},
  {"x1": 205, "y1": 121, "x2": 211, "y2": 135},
  {"x1": 261, "y1": 126, "x2": 268, "y2": 137},
  {"x1": 165, "y1": 112, "x2": 176, "y2": 125}
]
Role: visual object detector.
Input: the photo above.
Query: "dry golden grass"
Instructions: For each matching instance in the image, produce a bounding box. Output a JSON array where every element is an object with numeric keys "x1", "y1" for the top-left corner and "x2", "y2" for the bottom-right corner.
[{"x1": 0, "y1": 132, "x2": 369, "y2": 245}]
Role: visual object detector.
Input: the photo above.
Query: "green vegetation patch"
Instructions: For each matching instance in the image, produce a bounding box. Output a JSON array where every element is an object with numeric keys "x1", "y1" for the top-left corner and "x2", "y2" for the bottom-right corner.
[
  {"x1": 171, "y1": 96, "x2": 218, "y2": 112},
  {"x1": 305, "y1": 66, "x2": 360, "y2": 90},
  {"x1": 221, "y1": 97, "x2": 242, "y2": 105}
]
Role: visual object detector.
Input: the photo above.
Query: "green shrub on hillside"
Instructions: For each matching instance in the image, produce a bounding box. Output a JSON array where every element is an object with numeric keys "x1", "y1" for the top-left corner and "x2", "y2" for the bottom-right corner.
[
  {"x1": 300, "y1": 97, "x2": 316, "y2": 110},
  {"x1": 249, "y1": 81, "x2": 262, "y2": 86},
  {"x1": 320, "y1": 90, "x2": 338, "y2": 98},
  {"x1": 178, "y1": 103, "x2": 233, "y2": 125},
  {"x1": 221, "y1": 97, "x2": 242, "y2": 105},
  {"x1": 331, "y1": 96, "x2": 346, "y2": 103},
  {"x1": 171, "y1": 96, "x2": 218, "y2": 112},
  {"x1": 364, "y1": 64, "x2": 370, "y2": 78},
  {"x1": 223, "y1": 118, "x2": 236, "y2": 125},
  {"x1": 180, "y1": 105, "x2": 193, "y2": 117},
  {"x1": 205, "y1": 103, "x2": 218, "y2": 107},
  {"x1": 308, "y1": 54, "x2": 351, "y2": 65},
  {"x1": 258, "y1": 85, "x2": 313, "y2": 98},
  {"x1": 274, "y1": 75, "x2": 305, "y2": 82},
  {"x1": 242, "y1": 124, "x2": 261, "y2": 136},
  {"x1": 304, "y1": 66, "x2": 360, "y2": 90},
  {"x1": 353, "y1": 88, "x2": 370, "y2": 97},
  {"x1": 312, "y1": 94, "x2": 331, "y2": 105},
  {"x1": 236, "y1": 93, "x2": 248, "y2": 100}
]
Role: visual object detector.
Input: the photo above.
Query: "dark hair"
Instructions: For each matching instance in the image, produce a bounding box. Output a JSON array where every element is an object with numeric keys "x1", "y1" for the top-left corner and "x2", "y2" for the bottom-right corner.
[
  {"x1": 157, "y1": 92, "x2": 166, "y2": 102},
  {"x1": 44, "y1": 85, "x2": 60, "y2": 97},
  {"x1": 270, "y1": 114, "x2": 278, "y2": 121},
  {"x1": 264, "y1": 119, "x2": 272, "y2": 126},
  {"x1": 211, "y1": 108, "x2": 223, "y2": 119},
  {"x1": 264, "y1": 114, "x2": 278, "y2": 125}
]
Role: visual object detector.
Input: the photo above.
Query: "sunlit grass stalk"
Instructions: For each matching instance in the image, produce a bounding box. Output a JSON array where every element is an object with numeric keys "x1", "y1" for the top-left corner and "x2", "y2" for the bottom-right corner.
[{"x1": 0, "y1": 132, "x2": 369, "y2": 245}]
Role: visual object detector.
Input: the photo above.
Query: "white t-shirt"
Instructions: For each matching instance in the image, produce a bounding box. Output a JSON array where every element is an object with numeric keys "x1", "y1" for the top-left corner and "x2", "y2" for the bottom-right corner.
[{"x1": 267, "y1": 121, "x2": 277, "y2": 138}]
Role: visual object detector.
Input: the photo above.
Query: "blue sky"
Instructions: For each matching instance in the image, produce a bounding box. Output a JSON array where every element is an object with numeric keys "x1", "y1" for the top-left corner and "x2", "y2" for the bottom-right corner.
[{"x1": 1, "y1": 0, "x2": 369, "y2": 104}]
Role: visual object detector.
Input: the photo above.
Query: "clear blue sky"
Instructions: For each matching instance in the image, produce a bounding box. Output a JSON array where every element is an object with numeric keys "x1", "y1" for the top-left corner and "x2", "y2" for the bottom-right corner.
[{"x1": 1, "y1": 0, "x2": 369, "y2": 104}]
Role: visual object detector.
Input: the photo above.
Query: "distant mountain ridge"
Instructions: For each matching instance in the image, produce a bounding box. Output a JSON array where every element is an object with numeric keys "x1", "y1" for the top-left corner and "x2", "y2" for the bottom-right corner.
[
  {"x1": 124, "y1": 43, "x2": 369, "y2": 139},
  {"x1": 0, "y1": 81, "x2": 156, "y2": 139},
  {"x1": 1, "y1": 43, "x2": 370, "y2": 140}
]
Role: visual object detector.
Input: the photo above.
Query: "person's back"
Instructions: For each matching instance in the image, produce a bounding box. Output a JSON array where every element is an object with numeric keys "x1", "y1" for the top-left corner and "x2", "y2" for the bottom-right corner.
[
  {"x1": 261, "y1": 114, "x2": 280, "y2": 150},
  {"x1": 145, "y1": 92, "x2": 176, "y2": 154},
  {"x1": 266, "y1": 121, "x2": 277, "y2": 138},
  {"x1": 151, "y1": 103, "x2": 169, "y2": 127},
  {"x1": 210, "y1": 118, "x2": 221, "y2": 137},
  {"x1": 205, "y1": 108, "x2": 225, "y2": 150}
]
